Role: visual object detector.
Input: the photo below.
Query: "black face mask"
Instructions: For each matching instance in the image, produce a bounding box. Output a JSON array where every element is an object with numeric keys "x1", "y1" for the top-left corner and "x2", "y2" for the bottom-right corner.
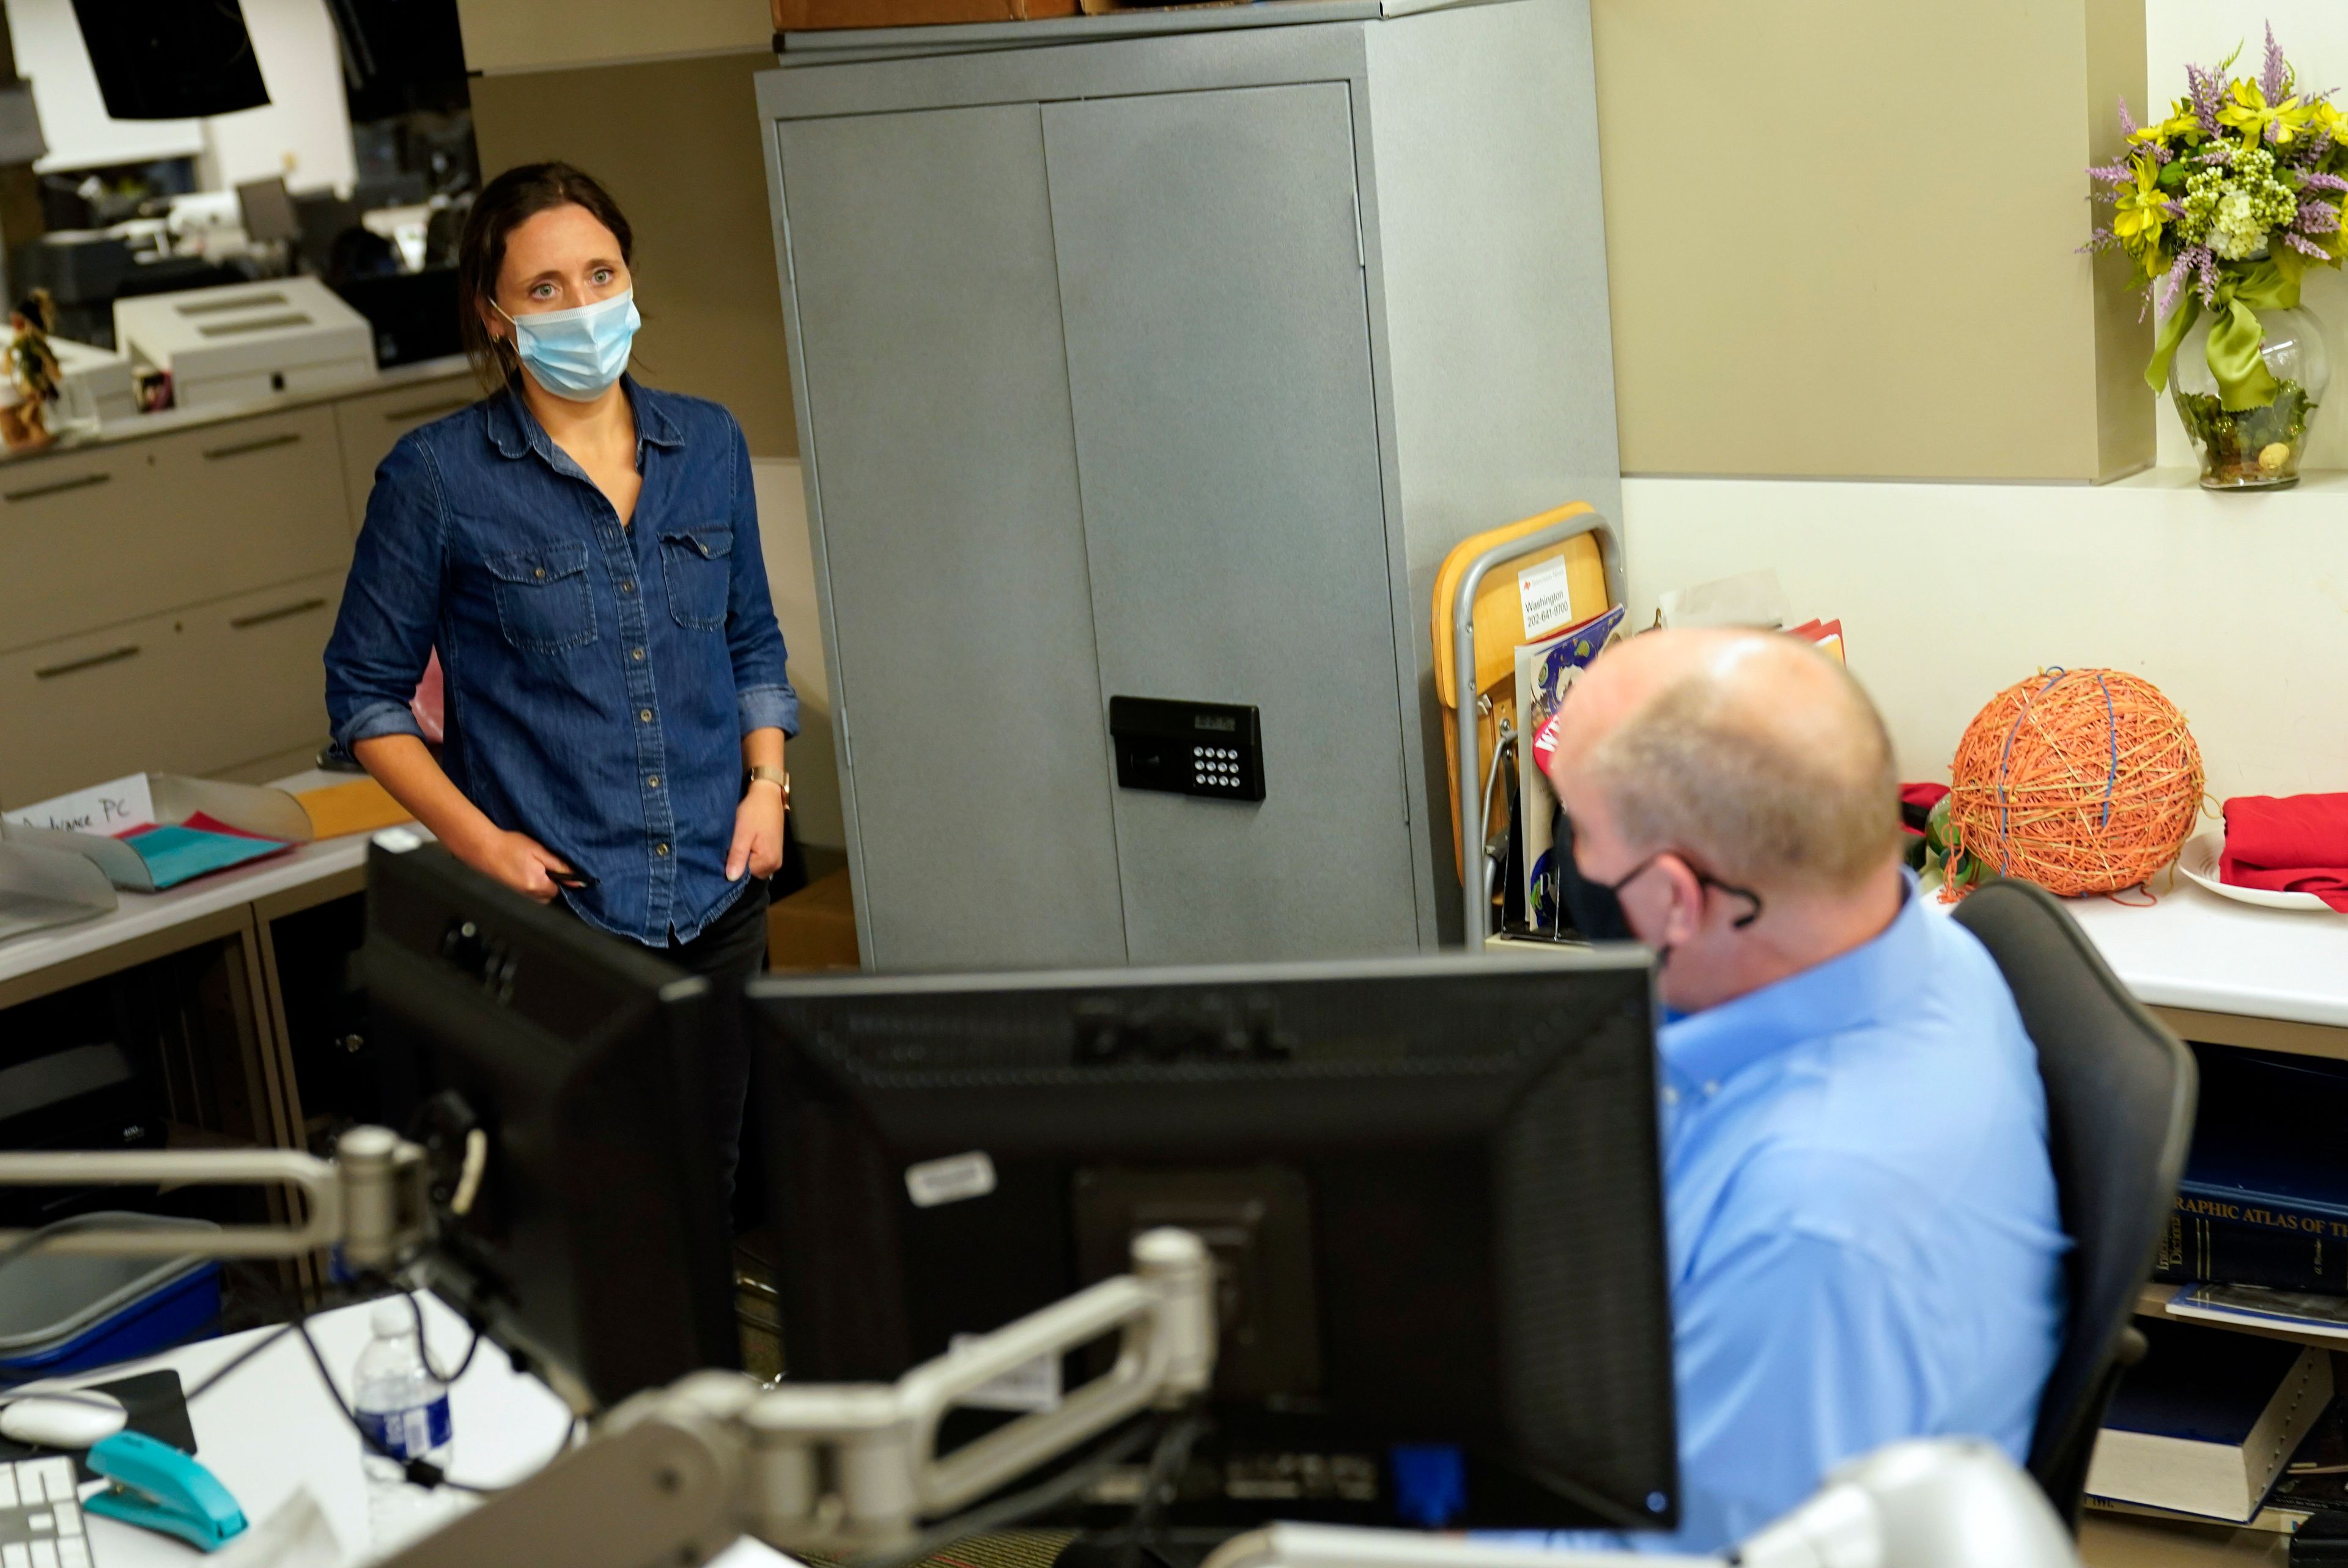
[
  {"x1": 1554, "y1": 812, "x2": 1765, "y2": 946},
  {"x1": 1556, "y1": 811, "x2": 1634, "y2": 942}
]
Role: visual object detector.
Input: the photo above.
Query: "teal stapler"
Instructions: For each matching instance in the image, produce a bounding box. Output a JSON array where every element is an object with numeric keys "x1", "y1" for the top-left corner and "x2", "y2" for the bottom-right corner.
[{"x1": 85, "y1": 1431, "x2": 249, "y2": 1551}]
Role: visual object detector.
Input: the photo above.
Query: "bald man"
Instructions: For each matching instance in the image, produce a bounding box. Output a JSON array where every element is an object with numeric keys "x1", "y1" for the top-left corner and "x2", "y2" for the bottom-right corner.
[{"x1": 1535, "y1": 630, "x2": 2067, "y2": 1553}]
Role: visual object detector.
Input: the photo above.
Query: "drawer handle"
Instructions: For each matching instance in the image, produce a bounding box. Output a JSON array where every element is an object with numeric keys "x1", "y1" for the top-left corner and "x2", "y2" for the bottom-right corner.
[
  {"x1": 35, "y1": 645, "x2": 140, "y2": 680},
  {"x1": 229, "y1": 597, "x2": 328, "y2": 630},
  {"x1": 204, "y1": 432, "x2": 303, "y2": 461},
  {"x1": 383, "y1": 396, "x2": 471, "y2": 423},
  {"x1": 4, "y1": 471, "x2": 111, "y2": 502}
]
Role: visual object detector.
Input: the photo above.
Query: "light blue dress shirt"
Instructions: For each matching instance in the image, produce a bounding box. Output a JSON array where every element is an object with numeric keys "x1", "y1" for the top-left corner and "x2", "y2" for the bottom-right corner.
[{"x1": 1515, "y1": 877, "x2": 2069, "y2": 1554}]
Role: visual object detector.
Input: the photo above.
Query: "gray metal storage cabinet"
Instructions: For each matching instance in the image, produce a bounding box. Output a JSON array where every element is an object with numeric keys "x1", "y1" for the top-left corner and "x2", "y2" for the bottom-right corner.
[{"x1": 759, "y1": 0, "x2": 1621, "y2": 972}]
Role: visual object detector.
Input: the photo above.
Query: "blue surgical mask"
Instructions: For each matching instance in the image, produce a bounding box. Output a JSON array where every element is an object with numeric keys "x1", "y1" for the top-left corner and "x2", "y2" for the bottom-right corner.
[{"x1": 498, "y1": 289, "x2": 640, "y2": 402}]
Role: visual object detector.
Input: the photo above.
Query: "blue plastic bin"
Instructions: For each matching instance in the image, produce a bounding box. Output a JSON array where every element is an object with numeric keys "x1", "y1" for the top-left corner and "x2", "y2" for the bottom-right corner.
[{"x1": 0, "y1": 1213, "x2": 221, "y2": 1376}]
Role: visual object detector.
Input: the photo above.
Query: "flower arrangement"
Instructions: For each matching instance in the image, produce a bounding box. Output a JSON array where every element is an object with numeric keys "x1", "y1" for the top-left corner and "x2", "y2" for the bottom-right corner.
[{"x1": 2088, "y1": 28, "x2": 2344, "y2": 485}]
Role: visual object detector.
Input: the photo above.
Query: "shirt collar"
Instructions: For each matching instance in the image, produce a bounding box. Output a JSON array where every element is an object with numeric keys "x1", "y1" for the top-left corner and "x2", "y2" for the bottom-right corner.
[
  {"x1": 1658, "y1": 870, "x2": 1928, "y2": 1096},
  {"x1": 483, "y1": 375, "x2": 684, "y2": 463}
]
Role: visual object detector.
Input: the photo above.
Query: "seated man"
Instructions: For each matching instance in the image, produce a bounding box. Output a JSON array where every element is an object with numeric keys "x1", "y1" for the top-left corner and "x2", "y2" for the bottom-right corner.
[{"x1": 1533, "y1": 628, "x2": 2067, "y2": 1553}]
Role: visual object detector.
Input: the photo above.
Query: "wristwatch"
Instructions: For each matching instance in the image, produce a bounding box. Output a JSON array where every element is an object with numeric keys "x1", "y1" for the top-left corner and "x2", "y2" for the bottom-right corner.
[{"x1": 745, "y1": 765, "x2": 791, "y2": 808}]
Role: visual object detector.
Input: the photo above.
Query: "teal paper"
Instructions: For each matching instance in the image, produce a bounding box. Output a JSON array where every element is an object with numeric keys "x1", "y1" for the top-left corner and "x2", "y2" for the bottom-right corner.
[{"x1": 125, "y1": 825, "x2": 289, "y2": 889}]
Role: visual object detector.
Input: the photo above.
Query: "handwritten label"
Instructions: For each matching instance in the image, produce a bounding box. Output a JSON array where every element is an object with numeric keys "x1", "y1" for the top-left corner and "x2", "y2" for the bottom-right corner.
[
  {"x1": 1516, "y1": 556, "x2": 1576, "y2": 641},
  {"x1": 2, "y1": 775, "x2": 154, "y2": 837}
]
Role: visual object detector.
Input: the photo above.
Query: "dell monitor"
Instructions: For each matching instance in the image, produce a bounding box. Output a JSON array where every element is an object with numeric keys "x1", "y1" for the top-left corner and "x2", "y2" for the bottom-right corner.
[
  {"x1": 359, "y1": 840, "x2": 739, "y2": 1410},
  {"x1": 748, "y1": 949, "x2": 1676, "y2": 1539}
]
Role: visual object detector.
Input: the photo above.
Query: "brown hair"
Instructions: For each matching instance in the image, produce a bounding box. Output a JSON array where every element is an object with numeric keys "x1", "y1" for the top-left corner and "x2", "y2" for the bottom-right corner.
[{"x1": 456, "y1": 162, "x2": 635, "y2": 392}]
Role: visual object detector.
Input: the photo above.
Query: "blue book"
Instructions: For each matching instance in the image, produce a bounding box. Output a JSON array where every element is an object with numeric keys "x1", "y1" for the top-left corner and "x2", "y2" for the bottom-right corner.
[
  {"x1": 2088, "y1": 1318, "x2": 2331, "y2": 1522},
  {"x1": 2157, "y1": 1046, "x2": 2348, "y2": 1294}
]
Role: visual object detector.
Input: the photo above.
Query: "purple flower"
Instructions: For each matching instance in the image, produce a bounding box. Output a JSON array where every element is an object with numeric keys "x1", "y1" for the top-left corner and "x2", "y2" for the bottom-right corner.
[
  {"x1": 2284, "y1": 230, "x2": 2331, "y2": 259},
  {"x1": 2264, "y1": 23, "x2": 2290, "y2": 103},
  {"x1": 2188, "y1": 62, "x2": 2226, "y2": 134},
  {"x1": 2300, "y1": 169, "x2": 2348, "y2": 193},
  {"x1": 2157, "y1": 253, "x2": 2193, "y2": 318},
  {"x1": 2193, "y1": 246, "x2": 2220, "y2": 307},
  {"x1": 2118, "y1": 95, "x2": 2140, "y2": 141},
  {"x1": 2088, "y1": 160, "x2": 2132, "y2": 185},
  {"x1": 2151, "y1": 141, "x2": 2174, "y2": 165},
  {"x1": 2295, "y1": 200, "x2": 2342, "y2": 233}
]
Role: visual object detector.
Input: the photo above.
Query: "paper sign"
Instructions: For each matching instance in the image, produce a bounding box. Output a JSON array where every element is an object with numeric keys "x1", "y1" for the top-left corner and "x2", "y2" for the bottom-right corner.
[
  {"x1": 2, "y1": 775, "x2": 154, "y2": 837},
  {"x1": 906, "y1": 1151, "x2": 997, "y2": 1209},
  {"x1": 1516, "y1": 556, "x2": 1576, "y2": 641},
  {"x1": 949, "y1": 1334, "x2": 1065, "y2": 1413}
]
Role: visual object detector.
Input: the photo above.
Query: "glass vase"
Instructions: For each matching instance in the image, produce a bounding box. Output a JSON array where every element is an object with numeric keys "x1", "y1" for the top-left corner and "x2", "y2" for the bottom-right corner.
[{"x1": 2169, "y1": 301, "x2": 2330, "y2": 490}]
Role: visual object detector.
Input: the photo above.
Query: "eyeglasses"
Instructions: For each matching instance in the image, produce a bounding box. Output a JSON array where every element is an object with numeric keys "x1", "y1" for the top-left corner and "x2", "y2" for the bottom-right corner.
[{"x1": 1589, "y1": 850, "x2": 1765, "y2": 930}]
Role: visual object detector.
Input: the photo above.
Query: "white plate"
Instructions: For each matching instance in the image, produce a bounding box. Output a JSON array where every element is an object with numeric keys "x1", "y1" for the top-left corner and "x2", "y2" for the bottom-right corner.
[{"x1": 2176, "y1": 831, "x2": 2339, "y2": 912}]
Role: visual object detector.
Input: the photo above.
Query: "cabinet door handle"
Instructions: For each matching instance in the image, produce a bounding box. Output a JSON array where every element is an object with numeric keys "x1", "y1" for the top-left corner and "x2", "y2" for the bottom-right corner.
[
  {"x1": 4, "y1": 471, "x2": 111, "y2": 503},
  {"x1": 204, "y1": 431, "x2": 302, "y2": 461},
  {"x1": 35, "y1": 645, "x2": 141, "y2": 680},
  {"x1": 383, "y1": 396, "x2": 471, "y2": 423},
  {"x1": 229, "y1": 597, "x2": 328, "y2": 630}
]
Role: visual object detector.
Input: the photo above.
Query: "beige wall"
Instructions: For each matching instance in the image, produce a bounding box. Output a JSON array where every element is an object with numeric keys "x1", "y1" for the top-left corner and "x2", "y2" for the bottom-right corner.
[
  {"x1": 454, "y1": 0, "x2": 770, "y2": 74},
  {"x1": 1590, "y1": 0, "x2": 2150, "y2": 481},
  {"x1": 468, "y1": 50, "x2": 799, "y2": 457}
]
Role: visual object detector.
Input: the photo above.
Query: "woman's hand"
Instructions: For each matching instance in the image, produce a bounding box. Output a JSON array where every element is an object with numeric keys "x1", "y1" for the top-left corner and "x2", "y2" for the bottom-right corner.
[
  {"x1": 467, "y1": 828, "x2": 576, "y2": 903},
  {"x1": 728, "y1": 781, "x2": 786, "y2": 882}
]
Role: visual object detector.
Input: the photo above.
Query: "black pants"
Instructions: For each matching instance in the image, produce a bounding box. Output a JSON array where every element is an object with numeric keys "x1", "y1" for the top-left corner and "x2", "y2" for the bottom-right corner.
[
  {"x1": 561, "y1": 882, "x2": 770, "y2": 1221},
  {"x1": 665, "y1": 882, "x2": 771, "y2": 1220}
]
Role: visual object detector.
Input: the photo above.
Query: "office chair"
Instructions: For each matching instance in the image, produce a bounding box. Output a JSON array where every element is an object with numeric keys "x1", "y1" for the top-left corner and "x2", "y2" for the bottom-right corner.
[{"x1": 1952, "y1": 876, "x2": 2197, "y2": 1529}]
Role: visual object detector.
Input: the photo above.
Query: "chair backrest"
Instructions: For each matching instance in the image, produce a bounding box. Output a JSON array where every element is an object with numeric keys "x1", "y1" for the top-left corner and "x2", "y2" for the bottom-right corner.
[{"x1": 1951, "y1": 877, "x2": 2197, "y2": 1528}]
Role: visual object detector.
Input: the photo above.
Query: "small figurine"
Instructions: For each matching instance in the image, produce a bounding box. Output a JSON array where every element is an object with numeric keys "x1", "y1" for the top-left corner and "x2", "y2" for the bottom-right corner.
[{"x1": 1, "y1": 288, "x2": 63, "y2": 452}]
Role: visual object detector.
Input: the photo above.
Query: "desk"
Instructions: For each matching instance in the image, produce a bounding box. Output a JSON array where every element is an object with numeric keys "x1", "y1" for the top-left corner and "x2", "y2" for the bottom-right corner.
[
  {"x1": 0, "y1": 778, "x2": 424, "y2": 1259},
  {"x1": 73, "y1": 1294, "x2": 789, "y2": 1568}
]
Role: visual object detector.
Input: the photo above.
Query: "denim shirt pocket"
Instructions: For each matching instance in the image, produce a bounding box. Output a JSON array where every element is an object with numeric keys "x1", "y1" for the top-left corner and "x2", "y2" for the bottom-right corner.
[
  {"x1": 483, "y1": 541, "x2": 598, "y2": 652},
  {"x1": 658, "y1": 525, "x2": 733, "y2": 631}
]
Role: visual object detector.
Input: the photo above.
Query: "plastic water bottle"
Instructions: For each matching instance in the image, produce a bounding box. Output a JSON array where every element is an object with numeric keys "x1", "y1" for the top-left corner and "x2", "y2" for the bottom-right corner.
[{"x1": 353, "y1": 1299, "x2": 454, "y2": 1551}]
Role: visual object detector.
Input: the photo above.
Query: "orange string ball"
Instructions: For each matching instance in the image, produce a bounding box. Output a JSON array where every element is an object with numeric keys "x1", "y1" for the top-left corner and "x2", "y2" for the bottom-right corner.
[{"x1": 1946, "y1": 668, "x2": 2204, "y2": 899}]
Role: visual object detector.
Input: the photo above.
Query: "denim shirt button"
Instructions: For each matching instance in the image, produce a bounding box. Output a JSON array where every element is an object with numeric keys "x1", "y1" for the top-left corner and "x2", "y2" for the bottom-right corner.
[
  {"x1": 632, "y1": 647, "x2": 645, "y2": 661},
  {"x1": 654, "y1": 842, "x2": 670, "y2": 857},
  {"x1": 647, "y1": 775, "x2": 660, "y2": 789},
  {"x1": 638, "y1": 708, "x2": 652, "y2": 723},
  {"x1": 621, "y1": 579, "x2": 636, "y2": 594}
]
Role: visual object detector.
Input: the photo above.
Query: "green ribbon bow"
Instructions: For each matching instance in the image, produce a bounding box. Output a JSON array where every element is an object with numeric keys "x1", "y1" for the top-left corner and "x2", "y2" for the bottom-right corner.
[{"x1": 2146, "y1": 257, "x2": 2300, "y2": 410}]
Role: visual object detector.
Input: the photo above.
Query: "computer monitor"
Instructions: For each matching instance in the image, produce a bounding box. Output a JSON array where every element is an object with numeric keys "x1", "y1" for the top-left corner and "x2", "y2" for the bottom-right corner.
[
  {"x1": 747, "y1": 949, "x2": 1677, "y2": 1537},
  {"x1": 358, "y1": 841, "x2": 739, "y2": 1409}
]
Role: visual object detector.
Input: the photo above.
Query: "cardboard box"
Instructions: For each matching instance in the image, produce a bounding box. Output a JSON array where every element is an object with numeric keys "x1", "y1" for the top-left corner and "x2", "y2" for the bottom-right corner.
[
  {"x1": 767, "y1": 869, "x2": 860, "y2": 971},
  {"x1": 773, "y1": 0, "x2": 1076, "y2": 31}
]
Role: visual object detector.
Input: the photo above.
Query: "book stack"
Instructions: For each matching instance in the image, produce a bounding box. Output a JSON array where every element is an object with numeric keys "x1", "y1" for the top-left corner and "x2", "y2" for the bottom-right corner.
[{"x1": 2157, "y1": 1045, "x2": 2348, "y2": 1297}]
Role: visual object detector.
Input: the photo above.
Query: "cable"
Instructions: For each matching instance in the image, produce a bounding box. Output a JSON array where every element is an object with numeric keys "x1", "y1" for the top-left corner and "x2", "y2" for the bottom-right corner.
[
  {"x1": 1101, "y1": 1409, "x2": 1203, "y2": 1558},
  {"x1": 401, "y1": 1289, "x2": 486, "y2": 1386},
  {"x1": 853, "y1": 1416, "x2": 1165, "y2": 1568}
]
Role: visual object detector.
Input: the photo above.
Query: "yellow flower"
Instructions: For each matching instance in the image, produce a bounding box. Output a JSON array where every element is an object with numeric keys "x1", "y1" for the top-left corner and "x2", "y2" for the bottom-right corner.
[
  {"x1": 2132, "y1": 100, "x2": 2201, "y2": 146},
  {"x1": 2219, "y1": 78, "x2": 2307, "y2": 148},
  {"x1": 2112, "y1": 158, "x2": 2169, "y2": 252}
]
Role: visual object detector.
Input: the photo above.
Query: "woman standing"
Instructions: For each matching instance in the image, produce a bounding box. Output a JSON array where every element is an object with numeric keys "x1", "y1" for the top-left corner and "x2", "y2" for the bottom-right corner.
[{"x1": 325, "y1": 163, "x2": 796, "y2": 1201}]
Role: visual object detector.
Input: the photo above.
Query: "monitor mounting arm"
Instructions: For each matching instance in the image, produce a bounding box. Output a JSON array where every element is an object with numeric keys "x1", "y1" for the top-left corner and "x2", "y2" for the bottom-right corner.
[{"x1": 0, "y1": 1142, "x2": 2075, "y2": 1568}]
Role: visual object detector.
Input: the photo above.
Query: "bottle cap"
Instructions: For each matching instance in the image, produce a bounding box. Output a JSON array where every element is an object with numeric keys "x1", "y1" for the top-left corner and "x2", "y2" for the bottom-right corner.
[{"x1": 371, "y1": 1300, "x2": 411, "y2": 1338}]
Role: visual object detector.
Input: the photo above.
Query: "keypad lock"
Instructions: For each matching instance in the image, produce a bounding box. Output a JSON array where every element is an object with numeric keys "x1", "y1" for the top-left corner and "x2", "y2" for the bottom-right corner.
[{"x1": 1108, "y1": 696, "x2": 1266, "y2": 803}]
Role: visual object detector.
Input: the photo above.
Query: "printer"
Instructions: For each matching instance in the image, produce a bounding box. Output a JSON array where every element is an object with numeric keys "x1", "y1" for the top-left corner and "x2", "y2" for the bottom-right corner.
[{"x1": 113, "y1": 277, "x2": 375, "y2": 408}]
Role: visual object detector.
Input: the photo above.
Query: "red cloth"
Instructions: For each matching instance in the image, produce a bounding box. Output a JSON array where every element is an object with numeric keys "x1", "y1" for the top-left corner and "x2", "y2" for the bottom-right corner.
[
  {"x1": 1899, "y1": 782, "x2": 1949, "y2": 837},
  {"x1": 2221, "y1": 793, "x2": 2348, "y2": 911}
]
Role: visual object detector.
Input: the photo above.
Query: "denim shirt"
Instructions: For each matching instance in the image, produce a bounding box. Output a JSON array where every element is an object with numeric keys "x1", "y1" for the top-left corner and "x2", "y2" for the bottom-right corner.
[{"x1": 323, "y1": 379, "x2": 799, "y2": 946}]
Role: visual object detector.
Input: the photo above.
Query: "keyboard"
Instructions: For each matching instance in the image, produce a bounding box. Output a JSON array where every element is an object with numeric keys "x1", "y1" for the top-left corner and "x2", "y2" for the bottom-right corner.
[{"x1": 0, "y1": 1457, "x2": 92, "y2": 1568}]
